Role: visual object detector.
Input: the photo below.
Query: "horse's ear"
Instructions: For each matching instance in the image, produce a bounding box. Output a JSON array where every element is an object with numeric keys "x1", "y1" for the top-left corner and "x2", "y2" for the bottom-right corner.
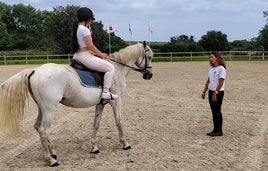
[{"x1": 143, "y1": 41, "x2": 147, "y2": 48}]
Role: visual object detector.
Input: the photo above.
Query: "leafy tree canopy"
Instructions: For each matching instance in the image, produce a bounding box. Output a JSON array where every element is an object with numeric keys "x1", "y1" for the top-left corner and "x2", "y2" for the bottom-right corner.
[
  {"x1": 0, "y1": 3, "x2": 126, "y2": 54},
  {"x1": 198, "y1": 30, "x2": 229, "y2": 51}
]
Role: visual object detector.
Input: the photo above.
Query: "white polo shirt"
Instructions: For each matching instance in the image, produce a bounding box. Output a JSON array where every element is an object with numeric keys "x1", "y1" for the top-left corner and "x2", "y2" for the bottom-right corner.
[{"x1": 208, "y1": 65, "x2": 226, "y2": 91}]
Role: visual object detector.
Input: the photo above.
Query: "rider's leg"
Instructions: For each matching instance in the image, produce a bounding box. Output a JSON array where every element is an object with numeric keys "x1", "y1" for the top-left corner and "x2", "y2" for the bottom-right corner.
[{"x1": 73, "y1": 52, "x2": 118, "y2": 99}]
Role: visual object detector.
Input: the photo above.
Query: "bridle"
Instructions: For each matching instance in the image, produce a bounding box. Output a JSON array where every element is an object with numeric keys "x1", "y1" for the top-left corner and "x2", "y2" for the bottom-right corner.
[{"x1": 108, "y1": 48, "x2": 152, "y2": 74}]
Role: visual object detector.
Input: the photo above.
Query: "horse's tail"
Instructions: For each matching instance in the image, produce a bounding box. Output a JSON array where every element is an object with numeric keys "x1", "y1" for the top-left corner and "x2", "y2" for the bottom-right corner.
[{"x1": 0, "y1": 69, "x2": 35, "y2": 135}]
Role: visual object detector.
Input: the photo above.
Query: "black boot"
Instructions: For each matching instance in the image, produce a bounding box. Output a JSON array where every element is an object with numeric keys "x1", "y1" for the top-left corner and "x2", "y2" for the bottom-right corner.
[
  {"x1": 208, "y1": 113, "x2": 223, "y2": 136},
  {"x1": 207, "y1": 114, "x2": 217, "y2": 136},
  {"x1": 207, "y1": 131, "x2": 223, "y2": 136}
]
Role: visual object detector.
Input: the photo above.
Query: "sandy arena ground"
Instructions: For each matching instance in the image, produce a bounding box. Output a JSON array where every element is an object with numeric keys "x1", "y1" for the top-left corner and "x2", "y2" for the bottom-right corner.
[{"x1": 0, "y1": 61, "x2": 267, "y2": 171}]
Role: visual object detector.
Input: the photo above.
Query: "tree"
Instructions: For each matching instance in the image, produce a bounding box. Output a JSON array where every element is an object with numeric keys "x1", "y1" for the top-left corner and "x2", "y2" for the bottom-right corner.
[
  {"x1": 230, "y1": 40, "x2": 250, "y2": 51},
  {"x1": 0, "y1": 2, "x2": 12, "y2": 50},
  {"x1": 159, "y1": 41, "x2": 203, "y2": 52},
  {"x1": 91, "y1": 21, "x2": 109, "y2": 52},
  {"x1": 257, "y1": 10, "x2": 268, "y2": 50},
  {"x1": 160, "y1": 34, "x2": 203, "y2": 52},
  {"x1": 170, "y1": 35, "x2": 195, "y2": 43},
  {"x1": 2, "y1": 4, "x2": 45, "y2": 50},
  {"x1": 264, "y1": 10, "x2": 268, "y2": 22},
  {"x1": 257, "y1": 25, "x2": 268, "y2": 50},
  {"x1": 248, "y1": 38, "x2": 258, "y2": 51},
  {"x1": 45, "y1": 5, "x2": 78, "y2": 53},
  {"x1": 199, "y1": 30, "x2": 229, "y2": 51},
  {"x1": 108, "y1": 32, "x2": 127, "y2": 53},
  {"x1": 0, "y1": 22, "x2": 11, "y2": 50}
]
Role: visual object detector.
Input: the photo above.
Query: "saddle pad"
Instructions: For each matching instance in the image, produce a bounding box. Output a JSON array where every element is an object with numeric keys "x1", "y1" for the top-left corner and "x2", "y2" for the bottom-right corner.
[{"x1": 74, "y1": 68, "x2": 98, "y2": 87}]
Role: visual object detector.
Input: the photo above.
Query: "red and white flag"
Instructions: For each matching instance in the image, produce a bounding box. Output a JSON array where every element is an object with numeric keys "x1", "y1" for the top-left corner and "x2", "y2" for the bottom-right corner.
[{"x1": 109, "y1": 25, "x2": 116, "y2": 33}]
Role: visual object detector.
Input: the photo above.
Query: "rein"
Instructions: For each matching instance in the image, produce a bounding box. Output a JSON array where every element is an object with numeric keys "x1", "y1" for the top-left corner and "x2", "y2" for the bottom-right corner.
[
  {"x1": 108, "y1": 49, "x2": 151, "y2": 73},
  {"x1": 108, "y1": 58, "x2": 146, "y2": 72}
]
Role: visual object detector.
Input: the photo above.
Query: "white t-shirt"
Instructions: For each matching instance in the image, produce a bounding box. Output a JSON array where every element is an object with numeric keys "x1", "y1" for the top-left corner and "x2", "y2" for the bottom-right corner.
[
  {"x1": 208, "y1": 65, "x2": 226, "y2": 91},
  {"x1": 77, "y1": 25, "x2": 91, "y2": 48}
]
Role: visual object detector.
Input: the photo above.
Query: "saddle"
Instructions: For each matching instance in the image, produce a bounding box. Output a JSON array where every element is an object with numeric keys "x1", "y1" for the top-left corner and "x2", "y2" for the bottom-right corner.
[{"x1": 70, "y1": 59, "x2": 104, "y2": 87}]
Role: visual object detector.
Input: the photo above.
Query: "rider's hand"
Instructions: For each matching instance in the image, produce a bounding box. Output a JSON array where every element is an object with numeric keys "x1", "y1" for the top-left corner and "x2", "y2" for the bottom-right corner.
[{"x1": 101, "y1": 53, "x2": 108, "y2": 59}]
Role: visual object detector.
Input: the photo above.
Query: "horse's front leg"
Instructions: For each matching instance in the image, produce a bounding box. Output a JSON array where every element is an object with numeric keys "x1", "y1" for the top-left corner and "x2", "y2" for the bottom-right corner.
[
  {"x1": 111, "y1": 100, "x2": 131, "y2": 150},
  {"x1": 90, "y1": 104, "x2": 105, "y2": 153}
]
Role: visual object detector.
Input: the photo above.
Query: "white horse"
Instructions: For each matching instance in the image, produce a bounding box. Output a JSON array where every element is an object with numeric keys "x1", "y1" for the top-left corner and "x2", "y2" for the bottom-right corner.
[{"x1": 0, "y1": 42, "x2": 153, "y2": 167}]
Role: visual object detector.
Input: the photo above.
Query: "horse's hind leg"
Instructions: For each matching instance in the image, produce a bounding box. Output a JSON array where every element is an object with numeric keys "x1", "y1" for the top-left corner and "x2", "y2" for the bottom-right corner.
[
  {"x1": 111, "y1": 100, "x2": 131, "y2": 150},
  {"x1": 90, "y1": 104, "x2": 105, "y2": 153},
  {"x1": 35, "y1": 107, "x2": 59, "y2": 167}
]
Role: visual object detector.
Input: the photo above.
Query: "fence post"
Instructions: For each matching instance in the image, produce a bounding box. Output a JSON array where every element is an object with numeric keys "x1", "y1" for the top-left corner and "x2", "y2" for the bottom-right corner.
[
  {"x1": 68, "y1": 54, "x2": 71, "y2": 63},
  {"x1": 190, "y1": 51, "x2": 192, "y2": 61},
  {"x1": 26, "y1": 54, "x2": 28, "y2": 64},
  {"x1": 47, "y1": 54, "x2": 49, "y2": 63},
  {"x1": 4, "y1": 55, "x2": 6, "y2": 65},
  {"x1": 229, "y1": 51, "x2": 232, "y2": 61},
  {"x1": 170, "y1": 52, "x2": 173, "y2": 62},
  {"x1": 262, "y1": 51, "x2": 264, "y2": 60}
]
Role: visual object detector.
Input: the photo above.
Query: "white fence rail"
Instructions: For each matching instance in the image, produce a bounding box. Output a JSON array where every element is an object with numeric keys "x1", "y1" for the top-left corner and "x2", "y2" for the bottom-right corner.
[
  {"x1": 0, "y1": 51, "x2": 267, "y2": 64},
  {"x1": 0, "y1": 54, "x2": 72, "y2": 65},
  {"x1": 153, "y1": 51, "x2": 268, "y2": 62}
]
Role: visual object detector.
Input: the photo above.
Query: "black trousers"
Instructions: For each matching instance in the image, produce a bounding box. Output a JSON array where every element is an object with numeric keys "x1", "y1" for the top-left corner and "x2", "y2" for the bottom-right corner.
[{"x1": 208, "y1": 90, "x2": 224, "y2": 132}]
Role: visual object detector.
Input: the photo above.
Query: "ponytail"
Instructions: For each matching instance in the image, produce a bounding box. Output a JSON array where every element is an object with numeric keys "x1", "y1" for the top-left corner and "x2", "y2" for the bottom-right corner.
[{"x1": 71, "y1": 20, "x2": 79, "y2": 53}]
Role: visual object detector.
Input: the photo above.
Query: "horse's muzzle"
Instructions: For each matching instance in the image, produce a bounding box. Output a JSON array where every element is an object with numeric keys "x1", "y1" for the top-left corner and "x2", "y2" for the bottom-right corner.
[{"x1": 142, "y1": 70, "x2": 153, "y2": 80}]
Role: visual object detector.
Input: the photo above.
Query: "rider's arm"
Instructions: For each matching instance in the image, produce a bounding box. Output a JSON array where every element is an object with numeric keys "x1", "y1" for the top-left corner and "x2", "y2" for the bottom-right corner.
[{"x1": 84, "y1": 35, "x2": 107, "y2": 58}]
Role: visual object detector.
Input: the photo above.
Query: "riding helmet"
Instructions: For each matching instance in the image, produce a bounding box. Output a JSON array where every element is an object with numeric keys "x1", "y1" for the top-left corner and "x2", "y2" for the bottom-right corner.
[{"x1": 77, "y1": 7, "x2": 95, "y2": 20}]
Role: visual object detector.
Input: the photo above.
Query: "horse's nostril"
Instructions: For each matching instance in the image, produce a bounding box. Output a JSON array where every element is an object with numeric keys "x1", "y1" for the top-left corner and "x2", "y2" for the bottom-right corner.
[{"x1": 143, "y1": 72, "x2": 153, "y2": 80}]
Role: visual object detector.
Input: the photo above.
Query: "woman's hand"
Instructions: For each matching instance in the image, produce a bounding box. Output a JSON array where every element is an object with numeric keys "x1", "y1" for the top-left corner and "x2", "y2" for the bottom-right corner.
[
  {"x1": 101, "y1": 53, "x2": 108, "y2": 59},
  {"x1": 201, "y1": 91, "x2": 206, "y2": 99},
  {"x1": 212, "y1": 92, "x2": 217, "y2": 102}
]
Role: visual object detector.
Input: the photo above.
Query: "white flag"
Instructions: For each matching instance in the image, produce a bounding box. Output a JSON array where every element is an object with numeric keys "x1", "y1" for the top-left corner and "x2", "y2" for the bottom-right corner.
[{"x1": 148, "y1": 24, "x2": 153, "y2": 34}]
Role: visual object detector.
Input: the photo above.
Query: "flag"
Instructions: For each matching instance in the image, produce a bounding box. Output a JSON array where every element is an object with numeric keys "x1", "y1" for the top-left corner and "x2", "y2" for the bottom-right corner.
[
  {"x1": 109, "y1": 25, "x2": 116, "y2": 33},
  {"x1": 128, "y1": 23, "x2": 132, "y2": 35},
  {"x1": 148, "y1": 24, "x2": 153, "y2": 34}
]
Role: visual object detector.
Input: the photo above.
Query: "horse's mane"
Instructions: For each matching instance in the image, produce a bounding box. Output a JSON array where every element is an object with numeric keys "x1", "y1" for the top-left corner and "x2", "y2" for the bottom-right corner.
[{"x1": 110, "y1": 43, "x2": 144, "y2": 64}]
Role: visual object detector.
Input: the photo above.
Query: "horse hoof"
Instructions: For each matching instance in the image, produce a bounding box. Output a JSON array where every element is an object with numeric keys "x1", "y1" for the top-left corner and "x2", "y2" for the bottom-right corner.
[
  {"x1": 50, "y1": 161, "x2": 59, "y2": 167},
  {"x1": 51, "y1": 154, "x2": 57, "y2": 160},
  {"x1": 123, "y1": 145, "x2": 131, "y2": 150},
  {"x1": 91, "y1": 150, "x2": 100, "y2": 154}
]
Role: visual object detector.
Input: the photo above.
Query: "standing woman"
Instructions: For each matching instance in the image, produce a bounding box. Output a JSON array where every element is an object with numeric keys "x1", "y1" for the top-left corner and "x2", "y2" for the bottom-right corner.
[
  {"x1": 71, "y1": 7, "x2": 118, "y2": 100},
  {"x1": 201, "y1": 51, "x2": 226, "y2": 136}
]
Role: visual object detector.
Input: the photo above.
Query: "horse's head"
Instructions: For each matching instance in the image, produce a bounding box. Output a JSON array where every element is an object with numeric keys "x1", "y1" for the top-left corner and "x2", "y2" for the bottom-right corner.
[
  {"x1": 110, "y1": 41, "x2": 153, "y2": 80},
  {"x1": 135, "y1": 41, "x2": 153, "y2": 80}
]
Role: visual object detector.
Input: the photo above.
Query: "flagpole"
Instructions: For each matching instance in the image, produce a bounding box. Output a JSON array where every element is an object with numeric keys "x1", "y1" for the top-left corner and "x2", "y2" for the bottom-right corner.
[
  {"x1": 108, "y1": 32, "x2": 111, "y2": 54},
  {"x1": 148, "y1": 32, "x2": 151, "y2": 46},
  {"x1": 148, "y1": 22, "x2": 153, "y2": 46},
  {"x1": 128, "y1": 23, "x2": 132, "y2": 45}
]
